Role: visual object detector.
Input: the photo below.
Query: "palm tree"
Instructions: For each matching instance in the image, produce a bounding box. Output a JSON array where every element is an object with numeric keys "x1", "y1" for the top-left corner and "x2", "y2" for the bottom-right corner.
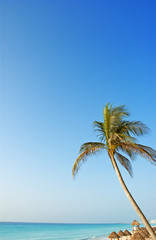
[{"x1": 72, "y1": 103, "x2": 156, "y2": 240}]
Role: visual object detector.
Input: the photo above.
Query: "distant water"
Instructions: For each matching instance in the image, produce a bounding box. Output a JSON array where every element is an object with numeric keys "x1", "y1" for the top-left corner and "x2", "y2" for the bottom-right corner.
[{"x1": 0, "y1": 222, "x2": 136, "y2": 240}]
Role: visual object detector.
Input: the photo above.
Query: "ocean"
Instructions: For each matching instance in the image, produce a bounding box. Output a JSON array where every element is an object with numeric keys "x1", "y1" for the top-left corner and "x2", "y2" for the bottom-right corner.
[{"x1": 0, "y1": 222, "x2": 135, "y2": 240}]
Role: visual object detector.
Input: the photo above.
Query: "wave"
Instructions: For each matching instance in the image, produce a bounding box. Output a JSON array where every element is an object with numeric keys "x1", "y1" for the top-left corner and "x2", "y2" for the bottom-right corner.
[{"x1": 78, "y1": 235, "x2": 108, "y2": 240}]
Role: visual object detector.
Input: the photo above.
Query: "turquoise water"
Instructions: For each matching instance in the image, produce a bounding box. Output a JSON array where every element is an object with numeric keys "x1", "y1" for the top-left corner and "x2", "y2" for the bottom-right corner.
[{"x1": 0, "y1": 222, "x2": 135, "y2": 240}]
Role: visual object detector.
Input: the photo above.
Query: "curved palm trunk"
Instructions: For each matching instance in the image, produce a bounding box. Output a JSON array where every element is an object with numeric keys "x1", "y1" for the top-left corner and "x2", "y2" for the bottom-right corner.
[{"x1": 109, "y1": 151, "x2": 156, "y2": 240}]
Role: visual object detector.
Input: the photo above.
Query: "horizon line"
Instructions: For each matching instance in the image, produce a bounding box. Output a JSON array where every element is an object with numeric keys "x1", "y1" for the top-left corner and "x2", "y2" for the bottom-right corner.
[{"x1": 0, "y1": 221, "x2": 131, "y2": 225}]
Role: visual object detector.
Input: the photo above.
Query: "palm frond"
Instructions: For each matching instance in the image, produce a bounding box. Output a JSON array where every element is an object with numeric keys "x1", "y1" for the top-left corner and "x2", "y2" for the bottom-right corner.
[
  {"x1": 109, "y1": 105, "x2": 129, "y2": 132},
  {"x1": 72, "y1": 142, "x2": 105, "y2": 177},
  {"x1": 114, "y1": 132, "x2": 136, "y2": 144},
  {"x1": 137, "y1": 144, "x2": 156, "y2": 164},
  {"x1": 116, "y1": 144, "x2": 137, "y2": 161},
  {"x1": 115, "y1": 151, "x2": 133, "y2": 177},
  {"x1": 111, "y1": 105, "x2": 129, "y2": 120},
  {"x1": 123, "y1": 121, "x2": 149, "y2": 136},
  {"x1": 79, "y1": 142, "x2": 106, "y2": 153},
  {"x1": 103, "y1": 103, "x2": 111, "y2": 144},
  {"x1": 111, "y1": 120, "x2": 148, "y2": 137},
  {"x1": 93, "y1": 121, "x2": 106, "y2": 142},
  {"x1": 119, "y1": 142, "x2": 156, "y2": 165}
]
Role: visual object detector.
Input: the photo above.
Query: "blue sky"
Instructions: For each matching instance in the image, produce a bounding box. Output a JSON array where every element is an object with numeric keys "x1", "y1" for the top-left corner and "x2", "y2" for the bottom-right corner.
[{"x1": 0, "y1": 0, "x2": 156, "y2": 223}]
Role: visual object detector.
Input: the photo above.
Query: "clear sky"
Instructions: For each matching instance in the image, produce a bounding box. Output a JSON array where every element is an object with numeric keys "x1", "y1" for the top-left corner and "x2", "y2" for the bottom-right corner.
[{"x1": 0, "y1": 0, "x2": 156, "y2": 223}]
